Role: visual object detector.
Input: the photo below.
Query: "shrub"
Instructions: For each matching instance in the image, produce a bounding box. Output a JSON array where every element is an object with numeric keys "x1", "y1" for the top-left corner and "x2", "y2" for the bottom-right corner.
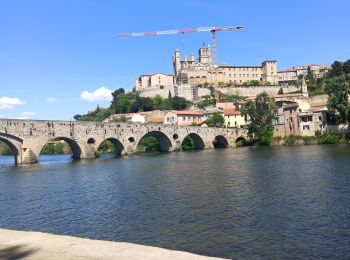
[
  {"x1": 258, "y1": 125, "x2": 274, "y2": 146},
  {"x1": 318, "y1": 133, "x2": 347, "y2": 144}
]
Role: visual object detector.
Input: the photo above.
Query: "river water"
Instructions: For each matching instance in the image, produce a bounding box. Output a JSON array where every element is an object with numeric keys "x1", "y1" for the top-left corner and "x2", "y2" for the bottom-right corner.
[{"x1": 0, "y1": 145, "x2": 350, "y2": 259}]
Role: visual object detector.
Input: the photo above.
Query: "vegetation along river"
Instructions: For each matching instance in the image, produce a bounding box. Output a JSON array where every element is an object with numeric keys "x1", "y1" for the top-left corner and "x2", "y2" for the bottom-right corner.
[{"x1": 0, "y1": 145, "x2": 349, "y2": 259}]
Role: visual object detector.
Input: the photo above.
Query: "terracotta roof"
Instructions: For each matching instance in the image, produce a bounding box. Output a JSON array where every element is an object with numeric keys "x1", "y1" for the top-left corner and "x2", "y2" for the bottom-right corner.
[
  {"x1": 170, "y1": 110, "x2": 203, "y2": 115},
  {"x1": 147, "y1": 117, "x2": 164, "y2": 123},
  {"x1": 224, "y1": 109, "x2": 240, "y2": 116}
]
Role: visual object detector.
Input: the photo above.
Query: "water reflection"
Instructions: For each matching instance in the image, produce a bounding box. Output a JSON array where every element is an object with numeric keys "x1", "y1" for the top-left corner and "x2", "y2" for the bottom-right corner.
[{"x1": 0, "y1": 146, "x2": 350, "y2": 259}]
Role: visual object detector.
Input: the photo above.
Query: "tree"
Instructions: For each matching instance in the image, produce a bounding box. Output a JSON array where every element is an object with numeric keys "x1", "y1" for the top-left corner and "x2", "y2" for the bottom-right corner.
[
  {"x1": 258, "y1": 125, "x2": 274, "y2": 146},
  {"x1": 241, "y1": 92, "x2": 275, "y2": 133},
  {"x1": 325, "y1": 76, "x2": 350, "y2": 125},
  {"x1": 152, "y1": 95, "x2": 172, "y2": 110},
  {"x1": 110, "y1": 88, "x2": 125, "y2": 108},
  {"x1": 328, "y1": 61, "x2": 343, "y2": 77},
  {"x1": 171, "y1": 96, "x2": 188, "y2": 110},
  {"x1": 206, "y1": 112, "x2": 225, "y2": 127},
  {"x1": 111, "y1": 92, "x2": 137, "y2": 114},
  {"x1": 131, "y1": 96, "x2": 154, "y2": 112},
  {"x1": 73, "y1": 114, "x2": 82, "y2": 121},
  {"x1": 278, "y1": 87, "x2": 284, "y2": 95},
  {"x1": 181, "y1": 136, "x2": 195, "y2": 150}
]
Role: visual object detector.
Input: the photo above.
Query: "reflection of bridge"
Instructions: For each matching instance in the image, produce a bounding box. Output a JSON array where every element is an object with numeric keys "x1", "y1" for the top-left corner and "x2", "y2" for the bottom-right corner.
[{"x1": 0, "y1": 119, "x2": 248, "y2": 164}]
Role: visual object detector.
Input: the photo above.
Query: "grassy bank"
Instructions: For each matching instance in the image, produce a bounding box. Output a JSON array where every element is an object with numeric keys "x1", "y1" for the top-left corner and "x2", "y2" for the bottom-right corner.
[{"x1": 270, "y1": 133, "x2": 348, "y2": 146}]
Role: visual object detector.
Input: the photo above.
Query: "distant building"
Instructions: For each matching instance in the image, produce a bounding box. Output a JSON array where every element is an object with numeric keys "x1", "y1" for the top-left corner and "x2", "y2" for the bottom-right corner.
[
  {"x1": 299, "y1": 110, "x2": 327, "y2": 136},
  {"x1": 223, "y1": 109, "x2": 248, "y2": 128},
  {"x1": 164, "y1": 110, "x2": 204, "y2": 126},
  {"x1": 135, "y1": 73, "x2": 174, "y2": 91},
  {"x1": 104, "y1": 110, "x2": 167, "y2": 124},
  {"x1": 272, "y1": 100, "x2": 300, "y2": 137},
  {"x1": 277, "y1": 64, "x2": 331, "y2": 83},
  {"x1": 173, "y1": 46, "x2": 278, "y2": 86}
]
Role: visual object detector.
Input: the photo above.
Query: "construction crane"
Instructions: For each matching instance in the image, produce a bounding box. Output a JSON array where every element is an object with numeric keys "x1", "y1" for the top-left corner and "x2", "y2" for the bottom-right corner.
[{"x1": 117, "y1": 26, "x2": 244, "y2": 65}]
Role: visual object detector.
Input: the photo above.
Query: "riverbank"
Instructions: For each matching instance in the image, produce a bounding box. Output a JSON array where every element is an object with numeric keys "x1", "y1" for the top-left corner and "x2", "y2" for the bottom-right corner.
[{"x1": 0, "y1": 229, "x2": 225, "y2": 260}]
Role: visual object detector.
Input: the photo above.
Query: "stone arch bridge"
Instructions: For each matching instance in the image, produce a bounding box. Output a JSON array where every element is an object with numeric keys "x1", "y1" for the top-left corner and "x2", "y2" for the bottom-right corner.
[{"x1": 0, "y1": 119, "x2": 248, "y2": 164}]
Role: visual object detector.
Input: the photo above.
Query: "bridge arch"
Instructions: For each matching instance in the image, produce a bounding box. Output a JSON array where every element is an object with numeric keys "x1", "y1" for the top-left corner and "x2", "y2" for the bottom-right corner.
[
  {"x1": 37, "y1": 137, "x2": 82, "y2": 160},
  {"x1": 181, "y1": 133, "x2": 205, "y2": 150},
  {"x1": 96, "y1": 138, "x2": 124, "y2": 156},
  {"x1": 213, "y1": 135, "x2": 229, "y2": 148},
  {"x1": 137, "y1": 131, "x2": 172, "y2": 152},
  {"x1": 235, "y1": 136, "x2": 247, "y2": 145},
  {"x1": 0, "y1": 136, "x2": 21, "y2": 164}
]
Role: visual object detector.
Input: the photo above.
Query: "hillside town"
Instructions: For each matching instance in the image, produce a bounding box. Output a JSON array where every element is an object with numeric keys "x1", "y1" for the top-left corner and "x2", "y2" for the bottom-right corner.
[{"x1": 94, "y1": 45, "x2": 345, "y2": 140}]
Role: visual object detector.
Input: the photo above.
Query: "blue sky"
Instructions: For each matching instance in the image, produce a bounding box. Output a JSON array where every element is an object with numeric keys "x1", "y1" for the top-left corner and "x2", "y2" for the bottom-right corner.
[{"x1": 0, "y1": 0, "x2": 349, "y2": 120}]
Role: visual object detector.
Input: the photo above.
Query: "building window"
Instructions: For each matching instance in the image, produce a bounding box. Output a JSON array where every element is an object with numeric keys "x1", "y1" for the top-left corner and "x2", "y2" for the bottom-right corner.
[{"x1": 303, "y1": 125, "x2": 310, "y2": 130}]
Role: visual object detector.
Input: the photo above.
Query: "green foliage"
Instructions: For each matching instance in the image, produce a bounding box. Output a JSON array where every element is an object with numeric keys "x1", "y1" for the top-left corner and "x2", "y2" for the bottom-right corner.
[
  {"x1": 97, "y1": 140, "x2": 115, "y2": 153},
  {"x1": 277, "y1": 87, "x2": 284, "y2": 95},
  {"x1": 73, "y1": 114, "x2": 82, "y2": 121},
  {"x1": 137, "y1": 136, "x2": 160, "y2": 152},
  {"x1": 196, "y1": 99, "x2": 214, "y2": 109},
  {"x1": 282, "y1": 134, "x2": 347, "y2": 145},
  {"x1": 307, "y1": 59, "x2": 350, "y2": 97},
  {"x1": 112, "y1": 116, "x2": 127, "y2": 122},
  {"x1": 258, "y1": 125, "x2": 274, "y2": 146},
  {"x1": 131, "y1": 96, "x2": 154, "y2": 112},
  {"x1": 152, "y1": 95, "x2": 172, "y2": 110},
  {"x1": 241, "y1": 92, "x2": 275, "y2": 133},
  {"x1": 181, "y1": 136, "x2": 195, "y2": 150},
  {"x1": 0, "y1": 141, "x2": 12, "y2": 155},
  {"x1": 318, "y1": 133, "x2": 347, "y2": 144},
  {"x1": 283, "y1": 135, "x2": 299, "y2": 146},
  {"x1": 325, "y1": 75, "x2": 350, "y2": 125},
  {"x1": 40, "y1": 142, "x2": 71, "y2": 155},
  {"x1": 171, "y1": 96, "x2": 189, "y2": 110},
  {"x1": 206, "y1": 112, "x2": 225, "y2": 127},
  {"x1": 219, "y1": 93, "x2": 245, "y2": 102},
  {"x1": 112, "y1": 92, "x2": 138, "y2": 114},
  {"x1": 78, "y1": 107, "x2": 114, "y2": 122}
]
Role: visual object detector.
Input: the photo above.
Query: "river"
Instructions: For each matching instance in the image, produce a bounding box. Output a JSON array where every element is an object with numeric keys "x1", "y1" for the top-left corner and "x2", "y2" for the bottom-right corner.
[{"x1": 0, "y1": 145, "x2": 350, "y2": 259}]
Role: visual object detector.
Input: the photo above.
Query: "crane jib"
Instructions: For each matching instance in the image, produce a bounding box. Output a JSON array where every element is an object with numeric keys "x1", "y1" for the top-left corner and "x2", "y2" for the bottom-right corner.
[{"x1": 117, "y1": 26, "x2": 244, "y2": 37}]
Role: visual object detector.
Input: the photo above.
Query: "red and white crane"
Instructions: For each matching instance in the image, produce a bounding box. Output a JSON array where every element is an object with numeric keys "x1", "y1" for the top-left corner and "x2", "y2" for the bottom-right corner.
[{"x1": 117, "y1": 26, "x2": 244, "y2": 65}]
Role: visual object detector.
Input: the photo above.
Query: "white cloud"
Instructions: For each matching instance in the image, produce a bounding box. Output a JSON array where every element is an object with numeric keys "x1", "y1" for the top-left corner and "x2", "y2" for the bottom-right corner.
[
  {"x1": 80, "y1": 86, "x2": 113, "y2": 102},
  {"x1": 47, "y1": 97, "x2": 58, "y2": 103},
  {"x1": 18, "y1": 111, "x2": 36, "y2": 119},
  {"x1": 0, "y1": 97, "x2": 25, "y2": 109}
]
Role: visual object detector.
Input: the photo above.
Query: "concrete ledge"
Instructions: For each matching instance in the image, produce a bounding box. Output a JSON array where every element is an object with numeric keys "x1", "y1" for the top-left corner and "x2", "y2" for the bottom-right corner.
[{"x1": 0, "y1": 229, "x2": 225, "y2": 260}]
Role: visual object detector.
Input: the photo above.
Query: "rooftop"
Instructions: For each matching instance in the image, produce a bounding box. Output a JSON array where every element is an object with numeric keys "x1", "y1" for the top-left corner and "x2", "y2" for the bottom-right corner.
[
  {"x1": 224, "y1": 109, "x2": 240, "y2": 116},
  {"x1": 170, "y1": 110, "x2": 203, "y2": 116}
]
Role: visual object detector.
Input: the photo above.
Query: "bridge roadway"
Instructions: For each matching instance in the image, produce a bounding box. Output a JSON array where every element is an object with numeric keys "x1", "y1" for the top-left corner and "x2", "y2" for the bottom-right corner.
[{"x1": 0, "y1": 119, "x2": 248, "y2": 164}]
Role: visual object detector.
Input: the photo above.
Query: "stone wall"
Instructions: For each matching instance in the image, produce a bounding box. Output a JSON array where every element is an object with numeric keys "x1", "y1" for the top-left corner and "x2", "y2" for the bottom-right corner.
[
  {"x1": 139, "y1": 84, "x2": 300, "y2": 101},
  {"x1": 217, "y1": 85, "x2": 300, "y2": 97}
]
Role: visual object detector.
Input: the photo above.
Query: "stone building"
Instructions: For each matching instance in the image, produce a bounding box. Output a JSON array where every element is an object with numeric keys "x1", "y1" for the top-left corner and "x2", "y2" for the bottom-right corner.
[
  {"x1": 164, "y1": 110, "x2": 204, "y2": 126},
  {"x1": 277, "y1": 64, "x2": 331, "y2": 83},
  {"x1": 172, "y1": 45, "x2": 278, "y2": 86},
  {"x1": 223, "y1": 109, "x2": 249, "y2": 128},
  {"x1": 272, "y1": 100, "x2": 300, "y2": 137},
  {"x1": 299, "y1": 110, "x2": 326, "y2": 136},
  {"x1": 135, "y1": 73, "x2": 174, "y2": 91}
]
